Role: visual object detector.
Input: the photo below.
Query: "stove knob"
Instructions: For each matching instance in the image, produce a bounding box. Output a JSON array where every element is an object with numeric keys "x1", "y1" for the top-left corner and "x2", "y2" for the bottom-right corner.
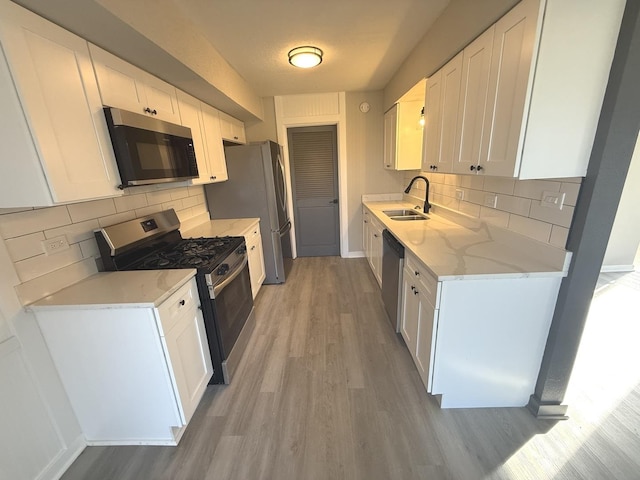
[
  {"x1": 237, "y1": 245, "x2": 247, "y2": 255},
  {"x1": 217, "y1": 264, "x2": 230, "y2": 275}
]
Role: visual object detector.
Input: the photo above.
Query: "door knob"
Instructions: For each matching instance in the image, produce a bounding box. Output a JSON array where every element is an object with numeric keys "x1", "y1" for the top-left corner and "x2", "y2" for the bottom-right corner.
[{"x1": 329, "y1": 199, "x2": 338, "y2": 204}]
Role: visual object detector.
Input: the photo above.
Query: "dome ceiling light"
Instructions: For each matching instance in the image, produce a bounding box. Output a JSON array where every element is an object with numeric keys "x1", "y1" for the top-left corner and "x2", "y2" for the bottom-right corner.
[{"x1": 288, "y1": 46, "x2": 323, "y2": 68}]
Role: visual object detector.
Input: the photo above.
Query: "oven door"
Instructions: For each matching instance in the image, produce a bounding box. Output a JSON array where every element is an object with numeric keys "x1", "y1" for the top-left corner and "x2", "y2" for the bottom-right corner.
[{"x1": 211, "y1": 259, "x2": 253, "y2": 360}]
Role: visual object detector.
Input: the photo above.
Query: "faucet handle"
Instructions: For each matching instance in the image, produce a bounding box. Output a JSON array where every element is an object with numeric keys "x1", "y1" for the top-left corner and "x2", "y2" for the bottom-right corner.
[{"x1": 414, "y1": 205, "x2": 421, "y2": 210}]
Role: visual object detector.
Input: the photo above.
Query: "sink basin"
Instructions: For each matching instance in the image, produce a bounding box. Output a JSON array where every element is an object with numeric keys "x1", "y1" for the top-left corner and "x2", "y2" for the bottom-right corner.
[
  {"x1": 389, "y1": 215, "x2": 429, "y2": 221},
  {"x1": 382, "y1": 209, "x2": 429, "y2": 221},
  {"x1": 383, "y1": 209, "x2": 422, "y2": 217}
]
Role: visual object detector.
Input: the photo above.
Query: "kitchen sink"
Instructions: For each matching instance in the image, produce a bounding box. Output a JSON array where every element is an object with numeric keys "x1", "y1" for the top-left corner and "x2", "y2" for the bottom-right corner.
[{"x1": 382, "y1": 209, "x2": 429, "y2": 221}]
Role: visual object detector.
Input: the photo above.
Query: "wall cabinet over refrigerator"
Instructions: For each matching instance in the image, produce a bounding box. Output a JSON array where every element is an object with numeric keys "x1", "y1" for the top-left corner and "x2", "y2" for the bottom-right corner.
[
  {"x1": 0, "y1": 0, "x2": 122, "y2": 207},
  {"x1": 219, "y1": 111, "x2": 246, "y2": 144},
  {"x1": 424, "y1": 0, "x2": 625, "y2": 179}
]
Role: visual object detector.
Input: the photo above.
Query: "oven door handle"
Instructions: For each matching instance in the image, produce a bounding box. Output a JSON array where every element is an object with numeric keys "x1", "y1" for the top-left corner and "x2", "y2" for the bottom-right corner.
[{"x1": 212, "y1": 255, "x2": 248, "y2": 299}]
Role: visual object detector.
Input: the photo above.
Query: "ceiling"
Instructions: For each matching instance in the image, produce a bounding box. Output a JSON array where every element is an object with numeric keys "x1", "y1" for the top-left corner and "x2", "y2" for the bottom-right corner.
[{"x1": 170, "y1": 0, "x2": 450, "y2": 97}]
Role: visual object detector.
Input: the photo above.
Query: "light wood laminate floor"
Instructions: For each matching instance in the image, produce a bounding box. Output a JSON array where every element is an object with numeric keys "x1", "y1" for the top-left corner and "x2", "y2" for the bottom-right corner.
[{"x1": 61, "y1": 258, "x2": 640, "y2": 480}]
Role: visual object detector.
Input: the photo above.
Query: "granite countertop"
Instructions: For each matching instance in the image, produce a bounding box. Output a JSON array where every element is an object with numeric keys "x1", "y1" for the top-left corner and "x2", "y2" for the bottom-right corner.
[
  {"x1": 29, "y1": 269, "x2": 196, "y2": 310},
  {"x1": 182, "y1": 217, "x2": 260, "y2": 238},
  {"x1": 363, "y1": 200, "x2": 571, "y2": 280}
]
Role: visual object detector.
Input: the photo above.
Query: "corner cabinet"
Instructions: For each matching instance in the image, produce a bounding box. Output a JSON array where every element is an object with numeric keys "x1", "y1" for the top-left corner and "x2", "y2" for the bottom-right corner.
[
  {"x1": 177, "y1": 91, "x2": 228, "y2": 185},
  {"x1": 89, "y1": 44, "x2": 181, "y2": 124},
  {"x1": 425, "y1": 0, "x2": 625, "y2": 179},
  {"x1": 33, "y1": 277, "x2": 212, "y2": 445},
  {"x1": 384, "y1": 103, "x2": 423, "y2": 171},
  {"x1": 0, "y1": 0, "x2": 122, "y2": 207},
  {"x1": 363, "y1": 207, "x2": 383, "y2": 286}
]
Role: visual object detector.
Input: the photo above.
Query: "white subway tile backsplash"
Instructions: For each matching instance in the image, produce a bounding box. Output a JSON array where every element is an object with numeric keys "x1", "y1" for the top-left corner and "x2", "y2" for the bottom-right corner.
[
  {"x1": 14, "y1": 244, "x2": 83, "y2": 282},
  {"x1": 529, "y1": 202, "x2": 575, "y2": 228},
  {"x1": 480, "y1": 207, "x2": 510, "y2": 228},
  {"x1": 550, "y1": 225, "x2": 570, "y2": 248},
  {"x1": 508, "y1": 215, "x2": 552, "y2": 243},
  {"x1": 561, "y1": 182, "x2": 581, "y2": 206},
  {"x1": 45, "y1": 219, "x2": 99, "y2": 244},
  {"x1": 415, "y1": 170, "x2": 582, "y2": 247},
  {"x1": 5, "y1": 232, "x2": 45, "y2": 262},
  {"x1": 459, "y1": 201, "x2": 481, "y2": 217},
  {"x1": 1, "y1": 185, "x2": 208, "y2": 305},
  {"x1": 68, "y1": 199, "x2": 116, "y2": 223},
  {"x1": 145, "y1": 189, "x2": 173, "y2": 205},
  {"x1": 495, "y1": 194, "x2": 531, "y2": 216},
  {"x1": 0, "y1": 206, "x2": 71, "y2": 238},
  {"x1": 134, "y1": 204, "x2": 163, "y2": 218},
  {"x1": 98, "y1": 211, "x2": 136, "y2": 228},
  {"x1": 79, "y1": 238, "x2": 100, "y2": 259},
  {"x1": 513, "y1": 179, "x2": 561, "y2": 200},
  {"x1": 483, "y1": 177, "x2": 515, "y2": 195},
  {"x1": 0, "y1": 207, "x2": 34, "y2": 214},
  {"x1": 114, "y1": 193, "x2": 147, "y2": 213}
]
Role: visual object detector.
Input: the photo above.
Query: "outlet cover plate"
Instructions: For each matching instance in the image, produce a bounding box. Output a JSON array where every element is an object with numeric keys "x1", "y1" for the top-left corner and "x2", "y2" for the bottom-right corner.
[
  {"x1": 484, "y1": 193, "x2": 497, "y2": 208},
  {"x1": 455, "y1": 189, "x2": 464, "y2": 200},
  {"x1": 42, "y1": 235, "x2": 69, "y2": 255},
  {"x1": 541, "y1": 191, "x2": 566, "y2": 210}
]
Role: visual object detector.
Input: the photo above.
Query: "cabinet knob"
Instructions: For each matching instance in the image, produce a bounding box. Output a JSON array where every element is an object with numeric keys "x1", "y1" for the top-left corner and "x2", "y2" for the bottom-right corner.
[
  {"x1": 430, "y1": 165, "x2": 437, "y2": 170},
  {"x1": 470, "y1": 165, "x2": 476, "y2": 171},
  {"x1": 414, "y1": 271, "x2": 420, "y2": 277},
  {"x1": 143, "y1": 107, "x2": 152, "y2": 114},
  {"x1": 179, "y1": 299, "x2": 185, "y2": 306},
  {"x1": 210, "y1": 176, "x2": 216, "y2": 180},
  {"x1": 477, "y1": 165, "x2": 484, "y2": 171},
  {"x1": 374, "y1": 234, "x2": 379, "y2": 238},
  {"x1": 364, "y1": 220, "x2": 368, "y2": 223},
  {"x1": 411, "y1": 285, "x2": 415, "y2": 292},
  {"x1": 414, "y1": 289, "x2": 419, "y2": 296},
  {"x1": 234, "y1": 136, "x2": 239, "y2": 140},
  {"x1": 251, "y1": 246, "x2": 255, "y2": 251}
]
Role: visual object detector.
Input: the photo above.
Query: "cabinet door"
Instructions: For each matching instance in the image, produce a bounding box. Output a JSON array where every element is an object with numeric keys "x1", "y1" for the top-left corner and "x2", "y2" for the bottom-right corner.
[
  {"x1": 436, "y1": 52, "x2": 463, "y2": 173},
  {"x1": 201, "y1": 104, "x2": 228, "y2": 182},
  {"x1": 246, "y1": 226, "x2": 266, "y2": 299},
  {"x1": 396, "y1": 101, "x2": 423, "y2": 170},
  {"x1": 383, "y1": 104, "x2": 398, "y2": 169},
  {"x1": 422, "y1": 71, "x2": 441, "y2": 172},
  {"x1": 453, "y1": 27, "x2": 495, "y2": 175},
  {"x1": 370, "y1": 222, "x2": 383, "y2": 286},
  {"x1": 163, "y1": 306, "x2": 212, "y2": 425},
  {"x1": 90, "y1": 45, "x2": 181, "y2": 124},
  {"x1": 480, "y1": 0, "x2": 540, "y2": 177},
  {"x1": 219, "y1": 111, "x2": 246, "y2": 144},
  {"x1": 400, "y1": 265, "x2": 419, "y2": 357},
  {"x1": 415, "y1": 291, "x2": 438, "y2": 392},
  {"x1": 177, "y1": 90, "x2": 210, "y2": 185},
  {"x1": 0, "y1": 2, "x2": 121, "y2": 205},
  {"x1": 363, "y1": 211, "x2": 372, "y2": 261}
]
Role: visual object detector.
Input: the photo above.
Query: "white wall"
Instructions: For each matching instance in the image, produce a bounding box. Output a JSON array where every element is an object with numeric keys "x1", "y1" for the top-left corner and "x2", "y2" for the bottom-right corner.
[{"x1": 603, "y1": 132, "x2": 640, "y2": 271}]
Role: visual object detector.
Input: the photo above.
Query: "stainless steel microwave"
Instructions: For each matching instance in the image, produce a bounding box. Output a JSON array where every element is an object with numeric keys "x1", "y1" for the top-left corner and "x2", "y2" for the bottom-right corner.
[{"x1": 104, "y1": 107, "x2": 199, "y2": 188}]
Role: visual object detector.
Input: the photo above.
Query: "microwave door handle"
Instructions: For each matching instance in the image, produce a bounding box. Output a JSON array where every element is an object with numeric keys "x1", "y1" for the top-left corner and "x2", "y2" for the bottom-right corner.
[{"x1": 211, "y1": 255, "x2": 248, "y2": 299}]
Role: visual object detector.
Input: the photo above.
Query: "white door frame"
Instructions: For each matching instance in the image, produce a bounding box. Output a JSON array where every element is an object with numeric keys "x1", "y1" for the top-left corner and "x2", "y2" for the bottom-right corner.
[{"x1": 274, "y1": 93, "x2": 348, "y2": 258}]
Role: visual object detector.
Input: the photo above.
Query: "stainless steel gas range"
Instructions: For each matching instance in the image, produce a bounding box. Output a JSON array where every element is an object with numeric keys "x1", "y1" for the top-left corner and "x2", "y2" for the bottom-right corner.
[{"x1": 95, "y1": 209, "x2": 255, "y2": 384}]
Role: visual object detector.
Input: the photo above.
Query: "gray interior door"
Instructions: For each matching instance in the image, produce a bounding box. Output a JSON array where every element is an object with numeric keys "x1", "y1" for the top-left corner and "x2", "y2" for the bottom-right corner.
[{"x1": 287, "y1": 125, "x2": 339, "y2": 257}]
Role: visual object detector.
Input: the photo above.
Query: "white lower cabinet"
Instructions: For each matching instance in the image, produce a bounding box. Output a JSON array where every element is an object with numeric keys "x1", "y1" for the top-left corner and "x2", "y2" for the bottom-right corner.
[
  {"x1": 363, "y1": 207, "x2": 383, "y2": 286},
  {"x1": 33, "y1": 277, "x2": 212, "y2": 445},
  {"x1": 245, "y1": 223, "x2": 266, "y2": 299},
  {"x1": 400, "y1": 250, "x2": 561, "y2": 408},
  {"x1": 0, "y1": 0, "x2": 122, "y2": 207}
]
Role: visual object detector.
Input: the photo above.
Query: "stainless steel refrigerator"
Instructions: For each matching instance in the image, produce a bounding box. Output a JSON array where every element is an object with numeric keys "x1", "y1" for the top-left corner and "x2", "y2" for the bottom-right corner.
[{"x1": 204, "y1": 141, "x2": 293, "y2": 284}]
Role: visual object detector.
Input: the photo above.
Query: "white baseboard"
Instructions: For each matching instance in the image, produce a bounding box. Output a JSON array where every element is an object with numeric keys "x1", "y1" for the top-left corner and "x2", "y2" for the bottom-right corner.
[
  {"x1": 42, "y1": 434, "x2": 86, "y2": 480},
  {"x1": 600, "y1": 264, "x2": 635, "y2": 273},
  {"x1": 343, "y1": 251, "x2": 365, "y2": 258}
]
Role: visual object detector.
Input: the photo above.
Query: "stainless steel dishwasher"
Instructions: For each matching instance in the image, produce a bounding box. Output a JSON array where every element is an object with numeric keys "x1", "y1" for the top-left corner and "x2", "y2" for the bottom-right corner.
[{"x1": 382, "y1": 229, "x2": 404, "y2": 332}]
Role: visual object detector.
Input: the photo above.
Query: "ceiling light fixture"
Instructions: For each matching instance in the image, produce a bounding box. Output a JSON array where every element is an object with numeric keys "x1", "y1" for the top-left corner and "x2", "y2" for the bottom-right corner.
[{"x1": 288, "y1": 46, "x2": 323, "y2": 68}]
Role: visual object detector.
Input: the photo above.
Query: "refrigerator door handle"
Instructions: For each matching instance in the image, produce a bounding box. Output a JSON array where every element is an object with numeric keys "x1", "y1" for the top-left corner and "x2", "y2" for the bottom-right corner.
[
  {"x1": 279, "y1": 220, "x2": 292, "y2": 235},
  {"x1": 277, "y1": 153, "x2": 287, "y2": 212}
]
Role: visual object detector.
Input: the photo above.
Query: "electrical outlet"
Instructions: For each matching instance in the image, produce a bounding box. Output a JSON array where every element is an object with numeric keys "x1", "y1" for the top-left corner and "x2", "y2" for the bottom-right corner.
[
  {"x1": 455, "y1": 189, "x2": 464, "y2": 200},
  {"x1": 540, "y1": 191, "x2": 566, "y2": 210},
  {"x1": 484, "y1": 193, "x2": 497, "y2": 208},
  {"x1": 42, "y1": 235, "x2": 69, "y2": 255}
]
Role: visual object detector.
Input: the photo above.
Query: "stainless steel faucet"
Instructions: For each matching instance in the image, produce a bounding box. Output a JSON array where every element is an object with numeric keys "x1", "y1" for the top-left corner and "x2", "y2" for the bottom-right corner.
[{"x1": 404, "y1": 175, "x2": 431, "y2": 214}]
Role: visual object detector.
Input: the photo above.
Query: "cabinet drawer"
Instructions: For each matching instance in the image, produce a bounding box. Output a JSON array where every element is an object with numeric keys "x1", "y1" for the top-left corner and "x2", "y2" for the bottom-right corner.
[
  {"x1": 157, "y1": 278, "x2": 198, "y2": 335},
  {"x1": 405, "y1": 253, "x2": 439, "y2": 307}
]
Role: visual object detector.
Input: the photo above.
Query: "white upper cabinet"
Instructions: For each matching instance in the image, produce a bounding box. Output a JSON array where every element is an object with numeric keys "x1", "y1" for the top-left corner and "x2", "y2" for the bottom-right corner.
[
  {"x1": 177, "y1": 91, "x2": 227, "y2": 184},
  {"x1": 425, "y1": 0, "x2": 624, "y2": 179},
  {"x1": 201, "y1": 104, "x2": 229, "y2": 183},
  {"x1": 0, "y1": 0, "x2": 122, "y2": 207},
  {"x1": 422, "y1": 52, "x2": 463, "y2": 173},
  {"x1": 452, "y1": 27, "x2": 495, "y2": 175},
  {"x1": 384, "y1": 101, "x2": 423, "y2": 171},
  {"x1": 218, "y1": 111, "x2": 246, "y2": 144},
  {"x1": 90, "y1": 44, "x2": 182, "y2": 124},
  {"x1": 477, "y1": 0, "x2": 624, "y2": 179}
]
